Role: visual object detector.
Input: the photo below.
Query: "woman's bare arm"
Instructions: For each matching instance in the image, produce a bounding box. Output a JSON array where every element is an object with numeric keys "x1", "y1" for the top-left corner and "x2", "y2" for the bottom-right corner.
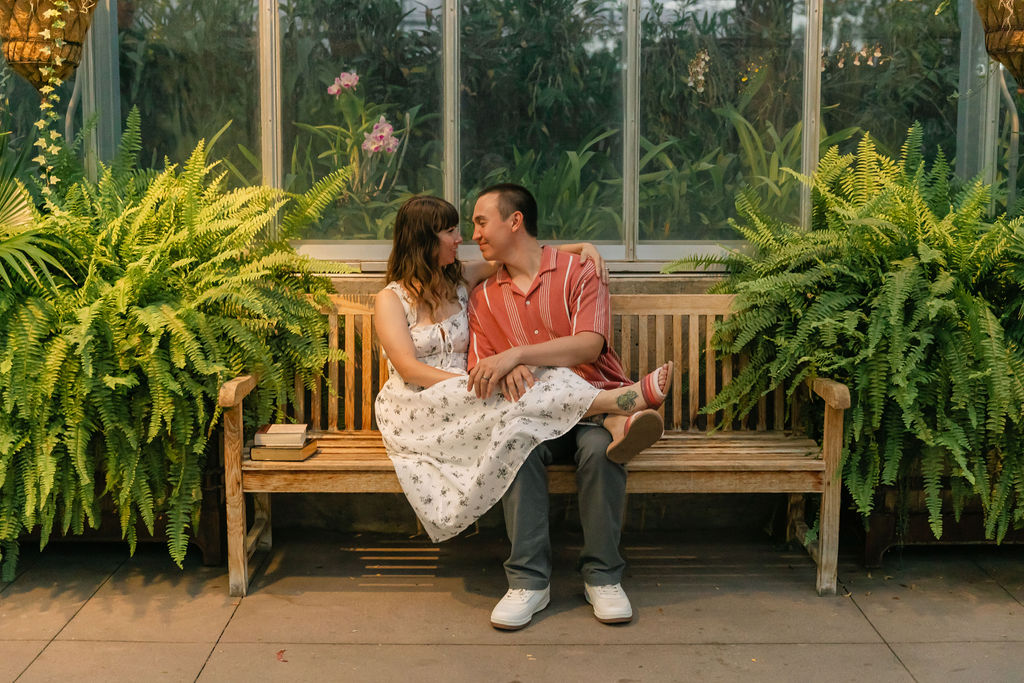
[
  {"x1": 556, "y1": 243, "x2": 607, "y2": 283},
  {"x1": 461, "y1": 242, "x2": 606, "y2": 290},
  {"x1": 374, "y1": 289, "x2": 462, "y2": 388},
  {"x1": 463, "y1": 260, "x2": 499, "y2": 290}
]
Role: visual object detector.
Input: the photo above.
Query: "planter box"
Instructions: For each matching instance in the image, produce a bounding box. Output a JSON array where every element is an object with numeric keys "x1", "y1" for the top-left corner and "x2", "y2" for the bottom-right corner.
[
  {"x1": 862, "y1": 485, "x2": 1024, "y2": 567},
  {"x1": 22, "y1": 468, "x2": 224, "y2": 566}
]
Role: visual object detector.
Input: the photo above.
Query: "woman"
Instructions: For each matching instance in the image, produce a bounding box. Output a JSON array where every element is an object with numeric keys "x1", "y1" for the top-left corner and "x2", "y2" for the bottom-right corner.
[{"x1": 374, "y1": 196, "x2": 671, "y2": 541}]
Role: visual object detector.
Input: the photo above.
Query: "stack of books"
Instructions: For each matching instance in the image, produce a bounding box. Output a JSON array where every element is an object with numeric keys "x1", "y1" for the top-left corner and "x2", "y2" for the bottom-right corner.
[{"x1": 250, "y1": 424, "x2": 317, "y2": 461}]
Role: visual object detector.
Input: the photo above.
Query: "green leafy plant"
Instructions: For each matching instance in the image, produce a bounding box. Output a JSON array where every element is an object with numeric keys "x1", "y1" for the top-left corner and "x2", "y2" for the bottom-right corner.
[
  {"x1": 0, "y1": 131, "x2": 70, "y2": 288},
  {"x1": 474, "y1": 129, "x2": 621, "y2": 241},
  {"x1": 717, "y1": 106, "x2": 859, "y2": 223},
  {"x1": 0, "y1": 111, "x2": 351, "y2": 579},
  {"x1": 665, "y1": 124, "x2": 1024, "y2": 541}
]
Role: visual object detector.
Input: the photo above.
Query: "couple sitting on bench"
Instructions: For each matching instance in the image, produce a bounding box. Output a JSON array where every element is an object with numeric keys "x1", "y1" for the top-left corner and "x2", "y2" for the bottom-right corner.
[{"x1": 374, "y1": 184, "x2": 672, "y2": 630}]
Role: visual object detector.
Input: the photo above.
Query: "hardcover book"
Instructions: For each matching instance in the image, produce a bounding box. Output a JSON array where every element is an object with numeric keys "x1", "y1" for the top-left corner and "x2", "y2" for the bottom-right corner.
[
  {"x1": 249, "y1": 440, "x2": 318, "y2": 461},
  {"x1": 254, "y1": 423, "x2": 308, "y2": 447}
]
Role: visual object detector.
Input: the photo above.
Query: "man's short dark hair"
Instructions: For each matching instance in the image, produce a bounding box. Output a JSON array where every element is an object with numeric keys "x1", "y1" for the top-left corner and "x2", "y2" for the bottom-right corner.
[{"x1": 478, "y1": 183, "x2": 538, "y2": 237}]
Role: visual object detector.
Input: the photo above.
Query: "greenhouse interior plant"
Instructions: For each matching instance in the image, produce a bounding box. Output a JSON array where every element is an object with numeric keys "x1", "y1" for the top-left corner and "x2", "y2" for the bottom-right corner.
[
  {"x1": 666, "y1": 123, "x2": 1024, "y2": 545},
  {"x1": 0, "y1": 110, "x2": 351, "y2": 580}
]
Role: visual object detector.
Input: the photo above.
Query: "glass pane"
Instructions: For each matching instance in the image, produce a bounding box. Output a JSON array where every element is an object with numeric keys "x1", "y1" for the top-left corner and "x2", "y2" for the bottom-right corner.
[
  {"x1": 118, "y1": 0, "x2": 259, "y2": 173},
  {"x1": 461, "y1": 0, "x2": 623, "y2": 242},
  {"x1": 640, "y1": 0, "x2": 807, "y2": 242},
  {"x1": 281, "y1": 0, "x2": 443, "y2": 240},
  {"x1": 821, "y1": 0, "x2": 959, "y2": 158},
  {"x1": 996, "y1": 69, "x2": 1022, "y2": 215}
]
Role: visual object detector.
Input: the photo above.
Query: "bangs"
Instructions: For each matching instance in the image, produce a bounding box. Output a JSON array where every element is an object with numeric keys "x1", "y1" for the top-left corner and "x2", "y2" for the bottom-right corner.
[{"x1": 433, "y1": 202, "x2": 460, "y2": 232}]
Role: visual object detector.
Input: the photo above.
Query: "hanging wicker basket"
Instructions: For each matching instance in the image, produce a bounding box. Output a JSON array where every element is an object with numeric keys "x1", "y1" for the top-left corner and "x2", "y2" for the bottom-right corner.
[
  {"x1": 0, "y1": 0, "x2": 98, "y2": 91},
  {"x1": 975, "y1": 0, "x2": 1024, "y2": 92}
]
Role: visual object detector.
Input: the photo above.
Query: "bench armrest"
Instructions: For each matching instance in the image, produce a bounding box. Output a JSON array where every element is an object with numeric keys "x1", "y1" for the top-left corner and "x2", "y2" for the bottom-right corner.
[
  {"x1": 219, "y1": 375, "x2": 257, "y2": 408},
  {"x1": 811, "y1": 378, "x2": 850, "y2": 410}
]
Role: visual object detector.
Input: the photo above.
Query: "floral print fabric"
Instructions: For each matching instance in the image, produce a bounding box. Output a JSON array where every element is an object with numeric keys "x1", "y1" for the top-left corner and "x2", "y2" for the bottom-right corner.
[{"x1": 375, "y1": 281, "x2": 600, "y2": 541}]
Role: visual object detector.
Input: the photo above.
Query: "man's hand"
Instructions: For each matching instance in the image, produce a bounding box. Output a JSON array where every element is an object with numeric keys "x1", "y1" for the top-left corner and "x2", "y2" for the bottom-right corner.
[
  {"x1": 499, "y1": 365, "x2": 536, "y2": 402},
  {"x1": 468, "y1": 348, "x2": 522, "y2": 399}
]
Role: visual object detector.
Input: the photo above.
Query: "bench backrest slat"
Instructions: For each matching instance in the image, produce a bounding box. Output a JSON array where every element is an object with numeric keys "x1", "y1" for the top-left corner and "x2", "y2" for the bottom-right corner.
[{"x1": 292, "y1": 292, "x2": 799, "y2": 434}]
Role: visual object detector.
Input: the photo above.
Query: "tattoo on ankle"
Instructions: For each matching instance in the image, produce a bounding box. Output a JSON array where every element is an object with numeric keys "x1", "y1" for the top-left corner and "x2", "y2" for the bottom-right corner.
[{"x1": 616, "y1": 390, "x2": 638, "y2": 411}]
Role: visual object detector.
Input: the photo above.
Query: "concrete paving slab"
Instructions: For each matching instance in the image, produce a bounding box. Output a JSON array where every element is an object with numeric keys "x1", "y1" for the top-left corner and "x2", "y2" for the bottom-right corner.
[
  {"x1": 0, "y1": 545, "x2": 125, "y2": 640},
  {"x1": 0, "y1": 641, "x2": 49, "y2": 681},
  {"x1": 842, "y1": 548, "x2": 1024, "y2": 642},
  {"x1": 970, "y1": 546, "x2": 1024, "y2": 604},
  {"x1": 18, "y1": 641, "x2": 213, "y2": 682},
  {"x1": 56, "y1": 546, "x2": 237, "y2": 643},
  {"x1": 199, "y1": 642, "x2": 911, "y2": 682},
  {"x1": 221, "y1": 531, "x2": 878, "y2": 645},
  {"x1": 892, "y1": 641, "x2": 1024, "y2": 683}
]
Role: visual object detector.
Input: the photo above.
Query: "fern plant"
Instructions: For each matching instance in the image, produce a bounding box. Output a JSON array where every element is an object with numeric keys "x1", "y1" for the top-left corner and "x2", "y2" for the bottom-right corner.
[
  {"x1": 665, "y1": 124, "x2": 1024, "y2": 542},
  {"x1": 0, "y1": 110, "x2": 351, "y2": 580}
]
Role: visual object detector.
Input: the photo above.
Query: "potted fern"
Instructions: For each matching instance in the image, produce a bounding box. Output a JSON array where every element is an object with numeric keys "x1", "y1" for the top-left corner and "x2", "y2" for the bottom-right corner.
[
  {"x1": 665, "y1": 124, "x2": 1024, "y2": 554},
  {"x1": 0, "y1": 110, "x2": 350, "y2": 580}
]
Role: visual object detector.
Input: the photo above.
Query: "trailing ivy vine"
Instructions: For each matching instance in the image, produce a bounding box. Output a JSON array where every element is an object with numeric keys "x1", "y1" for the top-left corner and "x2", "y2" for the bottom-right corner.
[
  {"x1": 0, "y1": 111, "x2": 349, "y2": 580},
  {"x1": 666, "y1": 124, "x2": 1024, "y2": 541}
]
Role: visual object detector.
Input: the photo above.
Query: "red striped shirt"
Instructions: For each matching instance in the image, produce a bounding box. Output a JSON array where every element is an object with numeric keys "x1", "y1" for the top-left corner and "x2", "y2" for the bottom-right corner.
[{"x1": 468, "y1": 246, "x2": 630, "y2": 389}]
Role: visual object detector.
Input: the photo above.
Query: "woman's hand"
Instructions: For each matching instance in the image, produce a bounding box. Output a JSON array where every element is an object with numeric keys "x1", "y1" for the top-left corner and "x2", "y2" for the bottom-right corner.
[{"x1": 557, "y1": 242, "x2": 608, "y2": 284}]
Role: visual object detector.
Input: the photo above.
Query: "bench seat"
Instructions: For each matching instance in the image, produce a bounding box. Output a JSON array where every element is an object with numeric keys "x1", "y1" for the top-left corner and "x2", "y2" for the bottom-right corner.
[
  {"x1": 241, "y1": 431, "x2": 823, "y2": 495},
  {"x1": 220, "y1": 293, "x2": 849, "y2": 598}
]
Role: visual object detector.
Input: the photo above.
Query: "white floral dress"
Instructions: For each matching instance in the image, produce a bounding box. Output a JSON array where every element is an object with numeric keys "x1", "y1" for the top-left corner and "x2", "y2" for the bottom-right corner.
[{"x1": 374, "y1": 281, "x2": 601, "y2": 542}]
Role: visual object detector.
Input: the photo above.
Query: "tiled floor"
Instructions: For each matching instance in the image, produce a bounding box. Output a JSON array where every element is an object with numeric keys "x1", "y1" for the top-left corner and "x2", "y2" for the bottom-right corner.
[{"x1": 2, "y1": 529, "x2": 1023, "y2": 682}]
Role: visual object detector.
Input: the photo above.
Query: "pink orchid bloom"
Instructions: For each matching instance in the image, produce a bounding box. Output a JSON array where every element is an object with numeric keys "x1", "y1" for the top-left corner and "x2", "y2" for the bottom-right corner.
[
  {"x1": 337, "y1": 71, "x2": 359, "y2": 89},
  {"x1": 371, "y1": 116, "x2": 393, "y2": 136},
  {"x1": 362, "y1": 116, "x2": 399, "y2": 154}
]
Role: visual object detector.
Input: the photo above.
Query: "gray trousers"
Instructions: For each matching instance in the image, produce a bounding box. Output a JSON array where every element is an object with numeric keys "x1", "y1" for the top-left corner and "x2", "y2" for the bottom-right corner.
[{"x1": 501, "y1": 424, "x2": 627, "y2": 589}]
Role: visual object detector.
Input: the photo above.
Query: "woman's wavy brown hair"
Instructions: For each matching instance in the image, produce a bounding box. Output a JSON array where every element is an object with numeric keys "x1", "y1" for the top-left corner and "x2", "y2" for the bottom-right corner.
[{"x1": 386, "y1": 195, "x2": 464, "y2": 320}]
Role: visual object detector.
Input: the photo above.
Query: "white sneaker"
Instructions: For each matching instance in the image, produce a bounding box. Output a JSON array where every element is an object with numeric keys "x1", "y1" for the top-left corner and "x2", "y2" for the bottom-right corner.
[
  {"x1": 584, "y1": 582, "x2": 633, "y2": 623},
  {"x1": 490, "y1": 586, "x2": 551, "y2": 630}
]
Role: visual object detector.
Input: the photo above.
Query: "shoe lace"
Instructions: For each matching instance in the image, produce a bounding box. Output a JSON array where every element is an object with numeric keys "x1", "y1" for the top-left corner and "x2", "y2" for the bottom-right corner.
[
  {"x1": 505, "y1": 588, "x2": 532, "y2": 602},
  {"x1": 591, "y1": 584, "x2": 623, "y2": 598}
]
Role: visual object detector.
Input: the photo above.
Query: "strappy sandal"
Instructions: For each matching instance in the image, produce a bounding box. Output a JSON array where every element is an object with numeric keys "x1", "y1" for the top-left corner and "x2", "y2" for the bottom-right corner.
[
  {"x1": 640, "y1": 362, "x2": 672, "y2": 411},
  {"x1": 606, "y1": 409, "x2": 664, "y2": 464}
]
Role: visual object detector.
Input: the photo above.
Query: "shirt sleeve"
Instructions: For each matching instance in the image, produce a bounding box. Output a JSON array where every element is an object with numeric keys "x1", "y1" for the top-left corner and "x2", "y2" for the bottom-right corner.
[
  {"x1": 467, "y1": 286, "x2": 497, "y2": 371},
  {"x1": 568, "y1": 258, "x2": 611, "y2": 344}
]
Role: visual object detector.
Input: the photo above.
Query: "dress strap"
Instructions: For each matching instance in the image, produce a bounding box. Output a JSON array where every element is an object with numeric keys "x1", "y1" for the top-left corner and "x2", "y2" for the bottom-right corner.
[{"x1": 385, "y1": 281, "x2": 418, "y2": 327}]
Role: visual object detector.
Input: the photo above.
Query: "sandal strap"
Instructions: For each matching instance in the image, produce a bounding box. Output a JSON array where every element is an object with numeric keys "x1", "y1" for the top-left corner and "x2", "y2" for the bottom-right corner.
[{"x1": 640, "y1": 364, "x2": 668, "y2": 409}]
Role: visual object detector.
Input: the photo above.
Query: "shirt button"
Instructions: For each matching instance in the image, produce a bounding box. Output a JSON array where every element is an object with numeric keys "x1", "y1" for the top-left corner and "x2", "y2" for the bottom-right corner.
[
  {"x1": 534, "y1": 330, "x2": 539, "y2": 335},
  {"x1": 525, "y1": 300, "x2": 531, "y2": 305}
]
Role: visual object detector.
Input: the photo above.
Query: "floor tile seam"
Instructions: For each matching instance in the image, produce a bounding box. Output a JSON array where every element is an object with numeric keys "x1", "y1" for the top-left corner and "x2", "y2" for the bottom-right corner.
[
  {"x1": 13, "y1": 554, "x2": 129, "y2": 682},
  {"x1": 885, "y1": 639, "x2": 1024, "y2": 645},
  {"x1": 209, "y1": 639, "x2": 891, "y2": 647},
  {"x1": 848, "y1": 587, "x2": 919, "y2": 683},
  {"x1": 1, "y1": 562, "x2": 39, "y2": 595},
  {"x1": 972, "y1": 555, "x2": 1024, "y2": 608},
  {"x1": 43, "y1": 638, "x2": 228, "y2": 644},
  {"x1": 194, "y1": 596, "x2": 245, "y2": 682}
]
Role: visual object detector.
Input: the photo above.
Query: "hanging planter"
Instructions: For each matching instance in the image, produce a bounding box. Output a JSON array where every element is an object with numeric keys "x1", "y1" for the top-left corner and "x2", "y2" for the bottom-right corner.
[
  {"x1": 0, "y1": 0, "x2": 98, "y2": 91},
  {"x1": 976, "y1": 0, "x2": 1024, "y2": 91}
]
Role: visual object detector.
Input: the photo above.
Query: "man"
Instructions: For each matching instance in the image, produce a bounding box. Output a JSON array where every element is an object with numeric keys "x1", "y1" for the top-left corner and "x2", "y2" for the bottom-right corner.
[{"x1": 466, "y1": 183, "x2": 663, "y2": 630}]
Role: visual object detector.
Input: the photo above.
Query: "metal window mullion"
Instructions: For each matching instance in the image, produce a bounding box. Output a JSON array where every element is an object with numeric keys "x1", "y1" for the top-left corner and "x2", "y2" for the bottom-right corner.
[
  {"x1": 623, "y1": 0, "x2": 641, "y2": 260},
  {"x1": 799, "y1": 0, "x2": 824, "y2": 230},
  {"x1": 443, "y1": 0, "x2": 460, "y2": 208},
  {"x1": 259, "y1": 0, "x2": 282, "y2": 193},
  {"x1": 79, "y1": 0, "x2": 120, "y2": 178}
]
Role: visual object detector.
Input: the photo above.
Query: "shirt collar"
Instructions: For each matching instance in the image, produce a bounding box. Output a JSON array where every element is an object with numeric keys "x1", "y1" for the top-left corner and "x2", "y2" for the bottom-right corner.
[{"x1": 495, "y1": 245, "x2": 558, "y2": 286}]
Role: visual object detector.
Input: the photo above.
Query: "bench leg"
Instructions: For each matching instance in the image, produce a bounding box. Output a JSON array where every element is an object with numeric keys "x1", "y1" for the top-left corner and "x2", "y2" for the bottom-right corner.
[
  {"x1": 786, "y1": 493, "x2": 805, "y2": 543},
  {"x1": 816, "y1": 404, "x2": 843, "y2": 596},
  {"x1": 224, "y1": 405, "x2": 250, "y2": 597},
  {"x1": 254, "y1": 493, "x2": 272, "y2": 552}
]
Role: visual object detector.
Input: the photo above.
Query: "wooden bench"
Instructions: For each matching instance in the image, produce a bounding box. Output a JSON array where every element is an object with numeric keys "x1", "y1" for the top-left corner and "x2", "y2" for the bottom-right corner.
[{"x1": 219, "y1": 293, "x2": 850, "y2": 597}]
